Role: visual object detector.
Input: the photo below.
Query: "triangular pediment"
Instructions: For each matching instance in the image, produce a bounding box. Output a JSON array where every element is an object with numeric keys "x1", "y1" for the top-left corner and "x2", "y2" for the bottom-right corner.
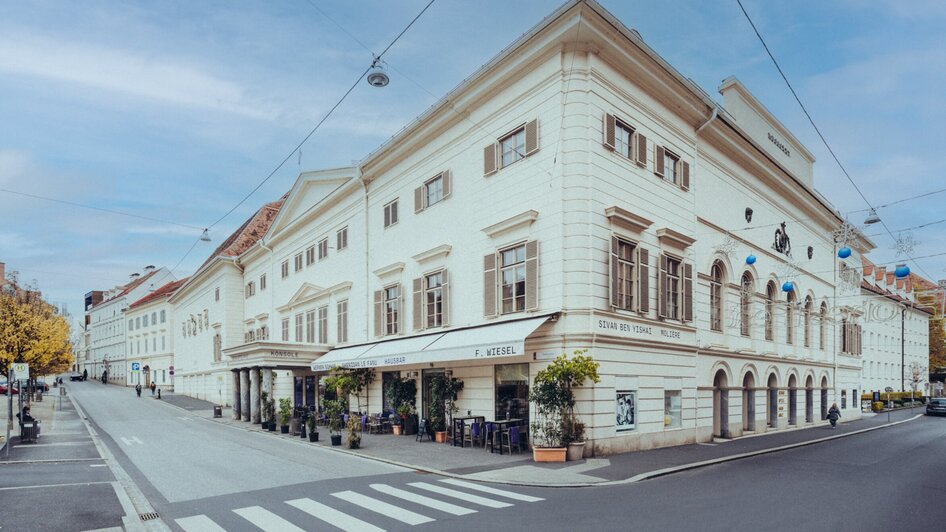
[
  {"x1": 276, "y1": 281, "x2": 353, "y2": 313},
  {"x1": 267, "y1": 167, "x2": 358, "y2": 241}
]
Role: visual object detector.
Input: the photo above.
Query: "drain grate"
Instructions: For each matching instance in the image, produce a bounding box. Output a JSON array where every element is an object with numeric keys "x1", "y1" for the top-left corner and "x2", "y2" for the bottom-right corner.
[{"x1": 139, "y1": 512, "x2": 160, "y2": 521}]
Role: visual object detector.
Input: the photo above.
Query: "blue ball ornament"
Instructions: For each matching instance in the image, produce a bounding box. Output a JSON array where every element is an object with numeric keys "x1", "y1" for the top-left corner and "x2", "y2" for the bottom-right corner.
[
  {"x1": 838, "y1": 247, "x2": 852, "y2": 259},
  {"x1": 782, "y1": 281, "x2": 794, "y2": 292},
  {"x1": 895, "y1": 264, "x2": 910, "y2": 278},
  {"x1": 746, "y1": 254, "x2": 757, "y2": 265}
]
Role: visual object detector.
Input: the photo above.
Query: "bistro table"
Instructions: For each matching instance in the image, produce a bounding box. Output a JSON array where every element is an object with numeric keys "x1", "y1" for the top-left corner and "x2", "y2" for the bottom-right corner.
[
  {"x1": 452, "y1": 416, "x2": 485, "y2": 447},
  {"x1": 487, "y1": 418, "x2": 524, "y2": 454}
]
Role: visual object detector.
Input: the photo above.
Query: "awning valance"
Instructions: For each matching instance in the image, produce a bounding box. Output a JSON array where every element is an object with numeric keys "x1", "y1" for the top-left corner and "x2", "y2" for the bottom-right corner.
[{"x1": 311, "y1": 315, "x2": 553, "y2": 372}]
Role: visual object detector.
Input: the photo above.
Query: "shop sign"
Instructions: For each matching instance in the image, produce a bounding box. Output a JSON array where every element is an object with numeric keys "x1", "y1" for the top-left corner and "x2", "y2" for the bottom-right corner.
[
  {"x1": 269, "y1": 351, "x2": 299, "y2": 359},
  {"x1": 594, "y1": 316, "x2": 691, "y2": 345}
]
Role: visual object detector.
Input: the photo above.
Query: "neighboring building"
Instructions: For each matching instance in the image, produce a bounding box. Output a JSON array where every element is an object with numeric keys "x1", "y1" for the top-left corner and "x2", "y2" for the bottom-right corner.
[
  {"x1": 125, "y1": 278, "x2": 187, "y2": 390},
  {"x1": 86, "y1": 266, "x2": 174, "y2": 384}
]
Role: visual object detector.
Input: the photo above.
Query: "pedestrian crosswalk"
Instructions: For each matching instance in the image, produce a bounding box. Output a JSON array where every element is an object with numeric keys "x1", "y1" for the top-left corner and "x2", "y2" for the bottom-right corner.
[{"x1": 174, "y1": 478, "x2": 543, "y2": 532}]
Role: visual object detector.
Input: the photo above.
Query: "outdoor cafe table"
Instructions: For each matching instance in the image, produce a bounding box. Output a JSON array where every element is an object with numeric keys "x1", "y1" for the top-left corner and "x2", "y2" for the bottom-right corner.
[
  {"x1": 452, "y1": 415, "x2": 485, "y2": 446},
  {"x1": 487, "y1": 418, "x2": 524, "y2": 454}
]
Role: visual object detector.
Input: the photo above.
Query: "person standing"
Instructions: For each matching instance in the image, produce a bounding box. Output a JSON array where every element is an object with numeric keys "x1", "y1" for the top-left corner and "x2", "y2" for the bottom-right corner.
[
  {"x1": 828, "y1": 403, "x2": 841, "y2": 428},
  {"x1": 135, "y1": 384, "x2": 142, "y2": 398},
  {"x1": 150, "y1": 382, "x2": 156, "y2": 396}
]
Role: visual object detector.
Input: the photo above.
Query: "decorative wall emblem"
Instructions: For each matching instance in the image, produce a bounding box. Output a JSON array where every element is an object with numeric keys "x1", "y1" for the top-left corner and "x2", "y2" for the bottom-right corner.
[
  {"x1": 745, "y1": 207, "x2": 753, "y2": 224},
  {"x1": 772, "y1": 222, "x2": 792, "y2": 257},
  {"x1": 807, "y1": 246, "x2": 814, "y2": 260}
]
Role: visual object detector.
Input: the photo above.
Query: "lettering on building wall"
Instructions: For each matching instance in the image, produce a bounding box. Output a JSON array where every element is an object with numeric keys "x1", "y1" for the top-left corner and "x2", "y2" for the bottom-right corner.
[
  {"x1": 768, "y1": 132, "x2": 791, "y2": 157},
  {"x1": 595, "y1": 318, "x2": 688, "y2": 343},
  {"x1": 474, "y1": 345, "x2": 518, "y2": 358},
  {"x1": 269, "y1": 351, "x2": 299, "y2": 358}
]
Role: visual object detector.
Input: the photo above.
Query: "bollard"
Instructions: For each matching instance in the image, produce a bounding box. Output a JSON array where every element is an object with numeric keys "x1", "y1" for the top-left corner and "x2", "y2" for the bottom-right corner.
[{"x1": 157, "y1": 389, "x2": 161, "y2": 400}]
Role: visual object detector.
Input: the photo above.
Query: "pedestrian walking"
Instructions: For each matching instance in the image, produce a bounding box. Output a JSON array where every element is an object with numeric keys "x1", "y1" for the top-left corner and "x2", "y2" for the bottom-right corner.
[
  {"x1": 150, "y1": 382, "x2": 156, "y2": 396},
  {"x1": 828, "y1": 403, "x2": 841, "y2": 428},
  {"x1": 135, "y1": 384, "x2": 142, "y2": 398}
]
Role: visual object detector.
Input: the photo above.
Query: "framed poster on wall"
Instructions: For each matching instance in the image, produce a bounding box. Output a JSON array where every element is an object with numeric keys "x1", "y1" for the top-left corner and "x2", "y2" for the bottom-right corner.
[{"x1": 616, "y1": 390, "x2": 637, "y2": 431}]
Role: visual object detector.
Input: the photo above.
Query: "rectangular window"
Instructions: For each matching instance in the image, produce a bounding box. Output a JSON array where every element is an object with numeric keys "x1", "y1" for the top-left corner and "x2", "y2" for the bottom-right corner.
[
  {"x1": 295, "y1": 313, "x2": 303, "y2": 343},
  {"x1": 614, "y1": 119, "x2": 634, "y2": 159},
  {"x1": 281, "y1": 261, "x2": 289, "y2": 279},
  {"x1": 143, "y1": 315, "x2": 149, "y2": 327},
  {"x1": 144, "y1": 339, "x2": 148, "y2": 354},
  {"x1": 385, "y1": 285, "x2": 400, "y2": 335},
  {"x1": 318, "y1": 238, "x2": 328, "y2": 260},
  {"x1": 306, "y1": 310, "x2": 316, "y2": 343},
  {"x1": 616, "y1": 391, "x2": 637, "y2": 431},
  {"x1": 500, "y1": 127, "x2": 526, "y2": 168},
  {"x1": 152, "y1": 338, "x2": 156, "y2": 352},
  {"x1": 495, "y1": 363, "x2": 530, "y2": 422},
  {"x1": 664, "y1": 150, "x2": 679, "y2": 184},
  {"x1": 161, "y1": 336, "x2": 165, "y2": 350},
  {"x1": 337, "y1": 300, "x2": 348, "y2": 343},
  {"x1": 425, "y1": 271, "x2": 443, "y2": 328},
  {"x1": 306, "y1": 245, "x2": 315, "y2": 266},
  {"x1": 500, "y1": 244, "x2": 526, "y2": 314},
  {"x1": 215, "y1": 287, "x2": 220, "y2": 301},
  {"x1": 665, "y1": 257, "x2": 681, "y2": 320},
  {"x1": 136, "y1": 317, "x2": 141, "y2": 329},
  {"x1": 384, "y1": 199, "x2": 399, "y2": 228},
  {"x1": 128, "y1": 319, "x2": 134, "y2": 331},
  {"x1": 160, "y1": 310, "x2": 166, "y2": 323},
  {"x1": 337, "y1": 227, "x2": 348, "y2": 251},
  {"x1": 260, "y1": 274, "x2": 267, "y2": 291},
  {"x1": 615, "y1": 239, "x2": 635, "y2": 311},
  {"x1": 425, "y1": 174, "x2": 444, "y2": 207},
  {"x1": 841, "y1": 390, "x2": 847, "y2": 409},
  {"x1": 281, "y1": 318, "x2": 290, "y2": 342},
  {"x1": 318, "y1": 306, "x2": 328, "y2": 343},
  {"x1": 664, "y1": 391, "x2": 682, "y2": 429},
  {"x1": 294, "y1": 253, "x2": 303, "y2": 272}
]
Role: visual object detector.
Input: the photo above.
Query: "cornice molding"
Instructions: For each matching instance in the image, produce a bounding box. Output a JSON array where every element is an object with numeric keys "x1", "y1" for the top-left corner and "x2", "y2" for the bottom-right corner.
[{"x1": 482, "y1": 210, "x2": 539, "y2": 239}]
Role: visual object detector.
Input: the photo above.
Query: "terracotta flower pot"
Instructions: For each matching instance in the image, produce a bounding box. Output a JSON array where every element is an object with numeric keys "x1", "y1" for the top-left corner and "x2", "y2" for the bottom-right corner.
[
  {"x1": 434, "y1": 431, "x2": 448, "y2": 443},
  {"x1": 392, "y1": 425, "x2": 402, "y2": 436},
  {"x1": 533, "y1": 447, "x2": 566, "y2": 463}
]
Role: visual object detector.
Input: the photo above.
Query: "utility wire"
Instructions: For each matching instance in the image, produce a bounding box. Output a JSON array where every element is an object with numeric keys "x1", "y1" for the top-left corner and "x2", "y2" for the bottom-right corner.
[{"x1": 848, "y1": 186, "x2": 946, "y2": 213}]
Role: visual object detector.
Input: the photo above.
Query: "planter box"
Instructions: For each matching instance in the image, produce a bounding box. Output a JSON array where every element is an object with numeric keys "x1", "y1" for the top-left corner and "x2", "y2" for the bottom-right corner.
[
  {"x1": 309, "y1": 432, "x2": 319, "y2": 442},
  {"x1": 280, "y1": 425, "x2": 289, "y2": 434},
  {"x1": 434, "y1": 431, "x2": 448, "y2": 443},
  {"x1": 330, "y1": 434, "x2": 342, "y2": 446},
  {"x1": 533, "y1": 447, "x2": 566, "y2": 463},
  {"x1": 566, "y1": 442, "x2": 586, "y2": 461}
]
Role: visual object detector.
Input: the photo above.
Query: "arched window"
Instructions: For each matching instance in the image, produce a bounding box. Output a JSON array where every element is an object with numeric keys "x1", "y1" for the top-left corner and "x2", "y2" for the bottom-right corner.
[
  {"x1": 819, "y1": 302, "x2": 828, "y2": 350},
  {"x1": 710, "y1": 261, "x2": 723, "y2": 332},
  {"x1": 740, "y1": 272, "x2": 753, "y2": 337},
  {"x1": 765, "y1": 281, "x2": 776, "y2": 341},
  {"x1": 786, "y1": 290, "x2": 795, "y2": 344},
  {"x1": 804, "y1": 296, "x2": 813, "y2": 348}
]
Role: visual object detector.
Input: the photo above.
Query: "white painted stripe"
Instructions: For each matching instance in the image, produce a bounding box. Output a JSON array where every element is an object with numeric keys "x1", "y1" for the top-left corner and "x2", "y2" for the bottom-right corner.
[
  {"x1": 407, "y1": 482, "x2": 513, "y2": 508},
  {"x1": 0, "y1": 481, "x2": 112, "y2": 491},
  {"x1": 439, "y1": 479, "x2": 544, "y2": 502},
  {"x1": 370, "y1": 484, "x2": 476, "y2": 516},
  {"x1": 234, "y1": 505, "x2": 305, "y2": 532},
  {"x1": 286, "y1": 498, "x2": 385, "y2": 532},
  {"x1": 332, "y1": 490, "x2": 433, "y2": 525},
  {"x1": 175, "y1": 515, "x2": 227, "y2": 532},
  {"x1": 90, "y1": 464, "x2": 108, "y2": 467}
]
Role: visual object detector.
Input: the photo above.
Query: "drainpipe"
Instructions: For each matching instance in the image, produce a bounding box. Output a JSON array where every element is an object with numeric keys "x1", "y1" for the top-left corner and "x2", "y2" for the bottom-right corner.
[
  {"x1": 901, "y1": 306, "x2": 906, "y2": 392},
  {"x1": 360, "y1": 175, "x2": 370, "y2": 341}
]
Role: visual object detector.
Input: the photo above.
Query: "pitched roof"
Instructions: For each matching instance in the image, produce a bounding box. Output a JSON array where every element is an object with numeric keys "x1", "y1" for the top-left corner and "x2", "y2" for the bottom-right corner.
[
  {"x1": 198, "y1": 193, "x2": 288, "y2": 270},
  {"x1": 116, "y1": 269, "x2": 161, "y2": 298},
  {"x1": 128, "y1": 277, "x2": 189, "y2": 309}
]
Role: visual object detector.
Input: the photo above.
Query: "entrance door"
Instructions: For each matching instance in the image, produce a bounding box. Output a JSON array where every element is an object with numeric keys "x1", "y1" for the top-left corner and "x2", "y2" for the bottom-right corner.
[
  {"x1": 742, "y1": 373, "x2": 755, "y2": 432},
  {"x1": 767, "y1": 374, "x2": 778, "y2": 428},
  {"x1": 713, "y1": 370, "x2": 729, "y2": 438},
  {"x1": 421, "y1": 369, "x2": 444, "y2": 420},
  {"x1": 304, "y1": 376, "x2": 316, "y2": 408},
  {"x1": 495, "y1": 363, "x2": 529, "y2": 422}
]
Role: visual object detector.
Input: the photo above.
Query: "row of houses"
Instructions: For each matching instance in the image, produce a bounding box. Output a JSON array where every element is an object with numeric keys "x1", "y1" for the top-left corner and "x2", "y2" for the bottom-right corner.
[{"x1": 76, "y1": 0, "x2": 935, "y2": 455}]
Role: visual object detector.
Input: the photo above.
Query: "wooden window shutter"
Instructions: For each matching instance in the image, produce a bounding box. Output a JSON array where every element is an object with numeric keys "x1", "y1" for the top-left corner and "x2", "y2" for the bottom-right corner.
[
  {"x1": 636, "y1": 133, "x2": 647, "y2": 167},
  {"x1": 396, "y1": 283, "x2": 403, "y2": 333},
  {"x1": 412, "y1": 277, "x2": 423, "y2": 332},
  {"x1": 603, "y1": 114, "x2": 616, "y2": 151},
  {"x1": 609, "y1": 236, "x2": 620, "y2": 308},
  {"x1": 441, "y1": 269, "x2": 450, "y2": 326},
  {"x1": 658, "y1": 254, "x2": 668, "y2": 318},
  {"x1": 681, "y1": 161, "x2": 690, "y2": 191},
  {"x1": 525, "y1": 240, "x2": 539, "y2": 310},
  {"x1": 414, "y1": 186, "x2": 424, "y2": 213},
  {"x1": 655, "y1": 146, "x2": 665, "y2": 177},
  {"x1": 638, "y1": 247, "x2": 649, "y2": 314},
  {"x1": 442, "y1": 170, "x2": 452, "y2": 200},
  {"x1": 484, "y1": 253, "x2": 497, "y2": 318},
  {"x1": 373, "y1": 290, "x2": 384, "y2": 337},
  {"x1": 683, "y1": 263, "x2": 693, "y2": 322},
  {"x1": 484, "y1": 143, "x2": 497, "y2": 176},
  {"x1": 524, "y1": 119, "x2": 539, "y2": 156}
]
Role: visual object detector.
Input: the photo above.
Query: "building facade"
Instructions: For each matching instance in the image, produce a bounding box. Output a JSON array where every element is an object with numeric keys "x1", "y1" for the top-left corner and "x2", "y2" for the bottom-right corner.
[{"x1": 125, "y1": 278, "x2": 186, "y2": 390}]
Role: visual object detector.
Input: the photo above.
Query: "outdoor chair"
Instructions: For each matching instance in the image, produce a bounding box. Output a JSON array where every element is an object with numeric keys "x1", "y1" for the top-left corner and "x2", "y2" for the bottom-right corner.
[
  {"x1": 484, "y1": 422, "x2": 497, "y2": 452},
  {"x1": 360, "y1": 415, "x2": 368, "y2": 433},
  {"x1": 463, "y1": 421, "x2": 483, "y2": 448},
  {"x1": 500, "y1": 425, "x2": 522, "y2": 454}
]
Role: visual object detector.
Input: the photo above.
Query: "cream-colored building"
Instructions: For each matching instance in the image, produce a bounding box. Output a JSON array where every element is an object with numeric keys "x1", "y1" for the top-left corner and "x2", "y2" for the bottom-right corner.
[{"x1": 125, "y1": 278, "x2": 186, "y2": 390}]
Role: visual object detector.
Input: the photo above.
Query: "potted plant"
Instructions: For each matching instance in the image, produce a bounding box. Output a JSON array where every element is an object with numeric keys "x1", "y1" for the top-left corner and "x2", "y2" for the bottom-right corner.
[
  {"x1": 529, "y1": 350, "x2": 599, "y2": 462},
  {"x1": 393, "y1": 403, "x2": 412, "y2": 435},
  {"x1": 385, "y1": 376, "x2": 418, "y2": 435},
  {"x1": 307, "y1": 412, "x2": 319, "y2": 442},
  {"x1": 346, "y1": 416, "x2": 362, "y2": 449},
  {"x1": 278, "y1": 397, "x2": 292, "y2": 434},
  {"x1": 265, "y1": 397, "x2": 277, "y2": 431},
  {"x1": 429, "y1": 374, "x2": 463, "y2": 443},
  {"x1": 324, "y1": 399, "x2": 344, "y2": 446}
]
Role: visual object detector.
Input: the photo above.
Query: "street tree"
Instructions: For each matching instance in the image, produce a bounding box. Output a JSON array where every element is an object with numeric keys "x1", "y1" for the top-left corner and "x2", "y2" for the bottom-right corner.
[{"x1": 0, "y1": 280, "x2": 74, "y2": 383}]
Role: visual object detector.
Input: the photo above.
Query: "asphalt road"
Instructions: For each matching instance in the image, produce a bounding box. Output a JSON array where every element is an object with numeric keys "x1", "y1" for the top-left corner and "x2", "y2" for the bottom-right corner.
[{"x1": 66, "y1": 380, "x2": 946, "y2": 531}]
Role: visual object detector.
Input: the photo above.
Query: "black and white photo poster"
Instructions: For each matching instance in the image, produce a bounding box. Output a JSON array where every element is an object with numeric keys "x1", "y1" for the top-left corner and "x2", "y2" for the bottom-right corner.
[{"x1": 616, "y1": 390, "x2": 636, "y2": 431}]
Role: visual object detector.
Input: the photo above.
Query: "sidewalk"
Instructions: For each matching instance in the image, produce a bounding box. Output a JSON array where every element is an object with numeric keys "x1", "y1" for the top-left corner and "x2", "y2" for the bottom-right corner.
[
  {"x1": 156, "y1": 394, "x2": 924, "y2": 488},
  {"x1": 1, "y1": 386, "x2": 101, "y2": 462}
]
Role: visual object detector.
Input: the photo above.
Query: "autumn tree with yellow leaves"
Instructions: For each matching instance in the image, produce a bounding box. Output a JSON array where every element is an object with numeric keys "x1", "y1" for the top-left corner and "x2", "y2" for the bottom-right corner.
[{"x1": 0, "y1": 284, "x2": 73, "y2": 383}]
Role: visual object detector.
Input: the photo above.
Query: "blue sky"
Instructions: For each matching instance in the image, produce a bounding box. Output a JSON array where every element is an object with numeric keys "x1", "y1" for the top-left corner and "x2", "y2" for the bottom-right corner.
[{"x1": 1, "y1": 0, "x2": 944, "y2": 327}]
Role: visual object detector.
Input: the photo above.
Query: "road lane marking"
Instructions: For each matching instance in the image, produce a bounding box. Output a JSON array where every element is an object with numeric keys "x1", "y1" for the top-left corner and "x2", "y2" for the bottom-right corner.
[
  {"x1": 332, "y1": 490, "x2": 434, "y2": 525},
  {"x1": 119, "y1": 436, "x2": 143, "y2": 446},
  {"x1": 28, "y1": 441, "x2": 93, "y2": 447},
  {"x1": 439, "y1": 479, "x2": 544, "y2": 502},
  {"x1": 176, "y1": 515, "x2": 227, "y2": 532},
  {"x1": 234, "y1": 505, "x2": 305, "y2": 532},
  {"x1": 286, "y1": 497, "x2": 385, "y2": 532},
  {"x1": 407, "y1": 482, "x2": 512, "y2": 508},
  {"x1": 369, "y1": 484, "x2": 476, "y2": 515},
  {"x1": 0, "y1": 481, "x2": 112, "y2": 491},
  {"x1": 90, "y1": 464, "x2": 108, "y2": 467}
]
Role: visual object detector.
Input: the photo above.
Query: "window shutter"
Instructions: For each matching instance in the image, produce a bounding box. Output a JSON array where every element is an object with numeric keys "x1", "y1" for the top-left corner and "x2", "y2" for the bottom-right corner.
[
  {"x1": 603, "y1": 114, "x2": 616, "y2": 151},
  {"x1": 655, "y1": 146, "x2": 665, "y2": 177},
  {"x1": 441, "y1": 269, "x2": 450, "y2": 326},
  {"x1": 681, "y1": 161, "x2": 690, "y2": 191},
  {"x1": 414, "y1": 186, "x2": 424, "y2": 213},
  {"x1": 638, "y1": 247, "x2": 649, "y2": 314},
  {"x1": 525, "y1": 240, "x2": 539, "y2": 311},
  {"x1": 609, "y1": 236, "x2": 620, "y2": 308},
  {"x1": 484, "y1": 143, "x2": 497, "y2": 176},
  {"x1": 658, "y1": 254, "x2": 668, "y2": 318},
  {"x1": 484, "y1": 253, "x2": 497, "y2": 318},
  {"x1": 683, "y1": 263, "x2": 693, "y2": 322},
  {"x1": 524, "y1": 119, "x2": 539, "y2": 156},
  {"x1": 636, "y1": 133, "x2": 647, "y2": 167},
  {"x1": 396, "y1": 284, "x2": 403, "y2": 334},
  {"x1": 413, "y1": 278, "x2": 423, "y2": 332},
  {"x1": 442, "y1": 170, "x2": 452, "y2": 200},
  {"x1": 373, "y1": 290, "x2": 384, "y2": 337}
]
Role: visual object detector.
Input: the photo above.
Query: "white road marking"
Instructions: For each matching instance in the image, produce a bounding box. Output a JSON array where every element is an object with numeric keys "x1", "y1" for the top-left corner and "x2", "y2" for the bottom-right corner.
[
  {"x1": 119, "y1": 436, "x2": 143, "y2": 446},
  {"x1": 90, "y1": 464, "x2": 108, "y2": 468},
  {"x1": 234, "y1": 505, "x2": 305, "y2": 532},
  {"x1": 176, "y1": 515, "x2": 227, "y2": 532},
  {"x1": 440, "y1": 479, "x2": 544, "y2": 502},
  {"x1": 370, "y1": 484, "x2": 476, "y2": 515},
  {"x1": 407, "y1": 482, "x2": 512, "y2": 508},
  {"x1": 0, "y1": 481, "x2": 112, "y2": 491},
  {"x1": 332, "y1": 489, "x2": 434, "y2": 525},
  {"x1": 286, "y1": 497, "x2": 385, "y2": 532}
]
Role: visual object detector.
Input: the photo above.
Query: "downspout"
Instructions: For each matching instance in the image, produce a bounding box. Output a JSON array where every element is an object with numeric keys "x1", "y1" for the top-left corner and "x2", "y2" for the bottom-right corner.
[
  {"x1": 693, "y1": 105, "x2": 718, "y2": 430},
  {"x1": 901, "y1": 306, "x2": 906, "y2": 392},
  {"x1": 360, "y1": 175, "x2": 370, "y2": 342}
]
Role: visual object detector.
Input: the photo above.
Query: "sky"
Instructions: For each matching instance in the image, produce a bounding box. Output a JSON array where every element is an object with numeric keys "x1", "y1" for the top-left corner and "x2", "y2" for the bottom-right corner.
[{"x1": 1, "y1": 0, "x2": 945, "y2": 330}]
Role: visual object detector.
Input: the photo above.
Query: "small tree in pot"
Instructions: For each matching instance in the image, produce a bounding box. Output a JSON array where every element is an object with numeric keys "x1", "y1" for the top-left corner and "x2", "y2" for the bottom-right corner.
[
  {"x1": 323, "y1": 399, "x2": 344, "y2": 446},
  {"x1": 385, "y1": 376, "x2": 417, "y2": 435},
  {"x1": 529, "y1": 350, "x2": 599, "y2": 462},
  {"x1": 429, "y1": 374, "x2": 464, "y2": 443},
  {"x1": 277, "y1": 397, "x2": 292, "y2": 434},
  {"x1": 346, "y1": 416, "x2": 362, "y2": 449},
  {"x1": 306, "y1": 412, "x2": 319, "y2": 442}
]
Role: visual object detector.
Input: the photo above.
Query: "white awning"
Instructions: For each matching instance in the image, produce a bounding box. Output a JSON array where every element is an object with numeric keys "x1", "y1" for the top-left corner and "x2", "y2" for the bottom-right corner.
[{"x1": 311, "y1": 315, "x2": 552, "y2": 372}]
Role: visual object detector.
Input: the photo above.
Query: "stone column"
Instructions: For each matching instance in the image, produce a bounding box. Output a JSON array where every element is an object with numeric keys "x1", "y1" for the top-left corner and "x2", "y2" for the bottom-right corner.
[
  {"x1": 261, "y1": 367, "x2": 273, "y2": 424},
  {"x1": 241, "y1": 369, "x2": 251, "y2": 421},
  {"x1": 250, "y1": 367, "x2": 261, "y2": 424},
  {"x1": 231, "y1": 370, "x2": 242, "y2": 421}
]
